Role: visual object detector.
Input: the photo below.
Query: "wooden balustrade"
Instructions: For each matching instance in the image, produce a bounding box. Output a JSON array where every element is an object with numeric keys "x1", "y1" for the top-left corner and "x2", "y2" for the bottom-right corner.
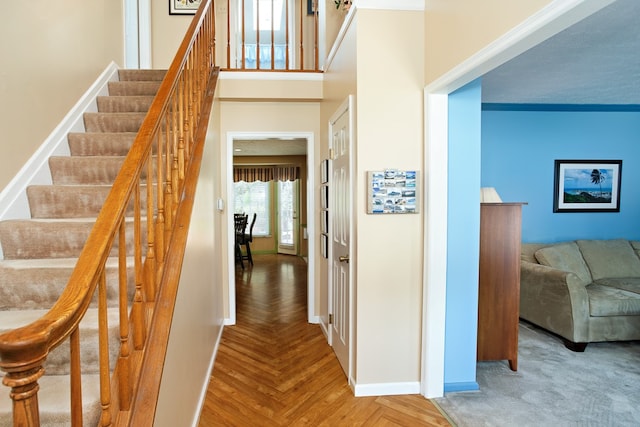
[
  {"x1": 0, "y1": 1, "x2": 219, "y2": 425},
  {"x1": 221, "y1": 0, "x2": 321, "y2": 71}
]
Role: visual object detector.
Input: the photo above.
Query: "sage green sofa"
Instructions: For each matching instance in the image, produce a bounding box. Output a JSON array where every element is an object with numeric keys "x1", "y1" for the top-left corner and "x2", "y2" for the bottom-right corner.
[{"x1": 520, "y1": 239, "x2": 640, "y2": 351}]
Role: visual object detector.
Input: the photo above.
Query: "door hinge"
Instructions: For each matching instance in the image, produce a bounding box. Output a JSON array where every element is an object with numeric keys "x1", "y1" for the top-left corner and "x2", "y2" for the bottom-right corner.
[
  {"x1": 329, "y1": 313, "x2": 333, "y2": 324},
  {"x1": 329, "y1": 148, "x2": 335, "y2": 160}
]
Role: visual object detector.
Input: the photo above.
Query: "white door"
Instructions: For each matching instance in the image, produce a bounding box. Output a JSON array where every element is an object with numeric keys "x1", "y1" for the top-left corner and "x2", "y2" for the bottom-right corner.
[
  {"x1": 277, "y1": 180, "x2": 298, "y2": 255},
  {"x1": 330, "y1": 98, "x2": 352, "y2": 378}
]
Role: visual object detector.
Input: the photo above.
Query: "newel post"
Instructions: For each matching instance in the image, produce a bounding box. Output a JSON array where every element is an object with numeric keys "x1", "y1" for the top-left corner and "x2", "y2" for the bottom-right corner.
[{"x1": 1, "y1": 357, "x2": 46, "y2": 426}]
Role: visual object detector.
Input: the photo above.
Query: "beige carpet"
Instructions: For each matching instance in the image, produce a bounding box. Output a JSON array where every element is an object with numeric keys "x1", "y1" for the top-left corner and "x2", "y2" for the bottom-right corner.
[{"x1": 435, "y1": 321, "x2": 640, "y2": 426}]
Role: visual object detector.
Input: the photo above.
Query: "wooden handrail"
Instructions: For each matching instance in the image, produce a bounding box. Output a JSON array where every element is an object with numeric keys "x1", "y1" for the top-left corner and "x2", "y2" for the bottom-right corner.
[{"x1": 0, "y1": 0, "x2": 219, "y2": 425}]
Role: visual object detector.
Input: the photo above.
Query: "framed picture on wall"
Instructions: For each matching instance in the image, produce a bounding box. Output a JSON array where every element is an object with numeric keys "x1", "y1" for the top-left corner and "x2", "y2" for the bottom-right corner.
[
  {"x1": 553, "y1": 159, "x2": 622, "y2": 213},
  {"x1": 170, "y1": 0, "x2": 202, "y2": 15}
]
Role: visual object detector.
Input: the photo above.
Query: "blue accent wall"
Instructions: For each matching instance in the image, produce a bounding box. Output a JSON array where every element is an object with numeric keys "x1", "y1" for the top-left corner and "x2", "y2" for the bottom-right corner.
[
  {"x1": 444, "y1": 79, "x2": 481, "y2": 392},
  {"x1": 481, "y1": 109, "x2": 640, "y2": 242}
]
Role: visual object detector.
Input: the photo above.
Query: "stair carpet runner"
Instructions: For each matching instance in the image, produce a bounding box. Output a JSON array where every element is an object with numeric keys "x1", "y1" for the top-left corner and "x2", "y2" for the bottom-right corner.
[{"x1": 0, "y1": 69, "x2": 165, "y2": 426}]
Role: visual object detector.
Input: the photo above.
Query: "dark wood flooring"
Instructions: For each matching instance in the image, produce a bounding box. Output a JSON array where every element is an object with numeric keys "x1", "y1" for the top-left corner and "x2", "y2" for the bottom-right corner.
[{"x1": 197, "y1": 254, "x2": 452, "y2": 426}]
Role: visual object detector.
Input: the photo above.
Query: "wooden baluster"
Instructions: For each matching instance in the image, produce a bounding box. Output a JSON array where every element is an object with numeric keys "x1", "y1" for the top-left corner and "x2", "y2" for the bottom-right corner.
[
  {"x1": 174, "y1": 74, "x2": 183, "y2": 206},
  {"x1": 145, "y1": 156, "x2": 157, "y2": 300},
  {"x1": 226, "y1": 0, "x2": 231, "y2": 68},
  {"x1": 70, "y1": 327, "x2": 83, "y2": 426},
  {"x1": 299, "y1": 0, "x2": 304, "y2": 70},
  {"x1": 271, "y1": 0, "x2": 275, "y2": 69},
  {"x1": 98, "y1": 269, "x2": 112, "y2": 426},
  {"x1": 256, "y1": 0, "x2": 261, "y2": 69},
  {"x1": 117, "y1": 221, "x2": 131, "y2": 410},
  {"x1": 241, "y1": 0, "x2": 246, "y2": 69},
  {"x1": 132, "y1": 180, "x2": 146, "y2": 348},
  {"x1": 285, "y1": 0, "x2": 290, "y2": 69},
  {"x1": 156, "y1": 117, "x2": 167, "y2": 266},
  {"x1": 314, "y1": 1, "x2": 319, "y2": 70}
]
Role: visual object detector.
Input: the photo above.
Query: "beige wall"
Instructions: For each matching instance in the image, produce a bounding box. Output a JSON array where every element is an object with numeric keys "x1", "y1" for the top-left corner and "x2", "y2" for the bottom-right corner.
[
  {"x1": 0, "y1": 1, "x2": 124, "y2": 191},
  {"x1": 355, "y1": 9, "x2": 424, "y2": 386},
  {"x1": 424, "y1": 0, "x2": 553, "y2": 84},
  {"x1": 151, "y1": 0, "x2": 194, "y2": 69}
]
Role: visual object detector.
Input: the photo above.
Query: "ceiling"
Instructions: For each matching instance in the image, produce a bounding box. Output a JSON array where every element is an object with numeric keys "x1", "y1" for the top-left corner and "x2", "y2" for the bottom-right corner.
[
  {"x1": 482, "y1": 0, "x2": 640, "y2": 105},
  {"x1": 233, "y1": 138, "x2": 307, "y2": 157}
]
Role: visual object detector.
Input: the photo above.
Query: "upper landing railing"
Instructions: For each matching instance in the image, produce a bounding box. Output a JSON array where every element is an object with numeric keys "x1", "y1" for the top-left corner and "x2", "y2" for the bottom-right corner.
[{"x1": 217, "y1": 0, "x2": 322, "y2": 71}]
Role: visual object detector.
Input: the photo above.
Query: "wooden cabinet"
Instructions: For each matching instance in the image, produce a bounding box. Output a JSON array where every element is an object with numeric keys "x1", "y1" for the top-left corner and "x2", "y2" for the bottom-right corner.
[{"x1": 477, "y1": 202, "x2": 525, "y2": 371}]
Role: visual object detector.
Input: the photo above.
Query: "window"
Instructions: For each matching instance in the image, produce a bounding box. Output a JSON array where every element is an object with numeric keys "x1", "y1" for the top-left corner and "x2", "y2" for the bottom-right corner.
[
  {"x1": 234, "y1": 181, "x2": 270, "y2": 236},
  {"x1": 253, "y1": 0, "x2": 284, "y2": 31}
]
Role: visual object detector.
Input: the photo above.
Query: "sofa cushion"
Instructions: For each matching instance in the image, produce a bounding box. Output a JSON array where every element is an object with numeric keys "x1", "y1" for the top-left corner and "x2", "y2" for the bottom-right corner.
[
  {"x1": 586, "y1": 283, "x2": 640, "y2": 316},
  {"x1": 534, "y1": 242, "x2": 592, "y2": 285},
  {"x1": 577, "y1": 239, "x2": 640, "y2": 280},
  {"x1": 594, "y1": 277, "x2": 640, "y2": 295}
]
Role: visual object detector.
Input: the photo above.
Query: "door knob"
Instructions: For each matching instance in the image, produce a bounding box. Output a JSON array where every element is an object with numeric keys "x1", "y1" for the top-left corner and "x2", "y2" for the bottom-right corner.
[{"x1": 339, "y1": 255, "x2": 349, "y2": 263}]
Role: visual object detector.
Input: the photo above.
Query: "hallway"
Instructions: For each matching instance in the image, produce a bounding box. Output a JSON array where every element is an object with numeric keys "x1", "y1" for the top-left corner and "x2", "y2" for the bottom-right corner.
[{"x1": 197, "y1": 254, "x2": 451, "y2": 426}]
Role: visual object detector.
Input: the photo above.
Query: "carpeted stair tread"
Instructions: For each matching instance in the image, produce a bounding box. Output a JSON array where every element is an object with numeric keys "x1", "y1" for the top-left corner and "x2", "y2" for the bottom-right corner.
[
  {"x1": 49, "y1": 156, "x2": 125, "y2": 185},
  {"x1": 0, "y1": 257, "x2": 135, "y2": 311},
  {"x1": 97, "y1": 95, "x2": 155, "y2": 113},
  {"x1": 0, "y1": 219, "x2": 141, "y2": 259},
  {"x1": 0, "y1": 374, "x2": 102, "y2": 427},
  {"x1": 67, "y1": 132, "x2": 137, "y2": 156},
  {"x1": 108, "y1": 81, "x2": 162, "y2": 96},
  {"x1": 119, "y1": 69, "x2": 167, "y2": 81},
  {"x1": 84, "y1": 112, "x2": 147, "y2": 133}
]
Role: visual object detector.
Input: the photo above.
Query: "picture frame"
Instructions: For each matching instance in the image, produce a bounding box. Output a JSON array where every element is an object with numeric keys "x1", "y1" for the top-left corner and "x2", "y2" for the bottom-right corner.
[
  {"x1": 367, "y1": 169, "x2": 419, "y2": 214},
  {"x1": 321, "y1": 185, "x2": 329, "y2": 209},
  {"x1": 553, "y1": 160, "x2": 622, "y2": 213},
  {"x1": 307, "y1": 0, "x2": 317, "y2": 15},
  {"x1": 321, "y1": 233, "x2": 328, "y2": 259},
  {"x1": 169, "y1": 0, "x2": 202, "y2": 15}
]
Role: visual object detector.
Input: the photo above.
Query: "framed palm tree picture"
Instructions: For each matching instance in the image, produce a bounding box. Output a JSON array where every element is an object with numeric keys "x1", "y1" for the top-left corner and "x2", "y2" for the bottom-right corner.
[{"x1": 553, "y1": 160, "x2": 622, "y2": 212}]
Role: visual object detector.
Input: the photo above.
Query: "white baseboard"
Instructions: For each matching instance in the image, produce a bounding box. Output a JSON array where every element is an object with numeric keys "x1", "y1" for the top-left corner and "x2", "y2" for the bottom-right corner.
[
  {"x1": 0, "y1": 62, "x2": 120, "y2": 259},
  {"x1": 192, "y1": 324, "x2": 225, "y2": 427},
  {"x1": 354, "y1": 381, "x2": 421, "y2": 397}
]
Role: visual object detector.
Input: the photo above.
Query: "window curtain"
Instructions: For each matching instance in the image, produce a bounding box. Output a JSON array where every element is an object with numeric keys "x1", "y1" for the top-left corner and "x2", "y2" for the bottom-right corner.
[{"x1": 233, "y1": 165, "x2": 300, "y2": 182}]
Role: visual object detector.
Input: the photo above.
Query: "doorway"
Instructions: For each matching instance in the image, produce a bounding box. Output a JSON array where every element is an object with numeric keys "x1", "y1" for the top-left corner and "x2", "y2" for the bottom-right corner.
[{"x1": 226, "y1": 132, "x2": 316, "y2": 325}]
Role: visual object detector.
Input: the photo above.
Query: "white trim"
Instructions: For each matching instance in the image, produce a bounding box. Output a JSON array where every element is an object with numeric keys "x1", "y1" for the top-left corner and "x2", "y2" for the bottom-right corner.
[
  {"x1": 225, "y1": 131, "x2": 316, "y2": 326},
  {"x1": 421, "y1": 92, "x2": 448, "y2": 399},
  {"x1": 356, "y1": 0, "x2": 424, "y2": 11},
  {"x1": 354, "y1": 381, "x2": 421, "y2": 397},
  {"x1": 420, "y1": 0, "x2": 614, "y2": 399},
  {"x1": 191, "y1": 324, "x2": 224, "y2": 427},
  {"x1": 219, "y1": 71, "x2": 323, "y2": 81},
  {"x1": 139, "y1": 0, "x2": 152, "y2": 68},
  {"x1": 0, "y1": 61, "x2": 119, "y2": 258},
  {"x1": 324, "y1": 2, "x2": 356, "y2": 71}
]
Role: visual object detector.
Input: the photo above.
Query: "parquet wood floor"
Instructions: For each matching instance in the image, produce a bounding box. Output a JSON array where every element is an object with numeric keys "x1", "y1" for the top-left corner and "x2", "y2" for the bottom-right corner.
[{"x1": 198, "y1": 254, "x2": 452, "y2": 426}]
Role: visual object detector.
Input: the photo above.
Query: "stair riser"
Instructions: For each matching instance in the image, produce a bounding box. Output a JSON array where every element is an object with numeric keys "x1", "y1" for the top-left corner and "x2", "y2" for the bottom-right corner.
[
  {"x1": 97, "y1": 96, "x2": 154, "y2": 113},
  {"x1": 108, "y1": 81, "x2": 161, "y2": 96},
  {"x1": 0, "y1": 265, "x2": 135, "y2": 311},
  {"x1": 0, "y1": 221, "x2": 146, "y2": 259},
  {"x1": 118, "y1": 69, "x2": 166, "y2": 81},
  {"x1": 28, "y1": 185, "x2": 153, "y2": 218},
  {"x1": 67, "y1": 132, "x2": 137, "y2": 156},
  {"x1": 84, "y1": 112, "x2": 147, "y2": 133},
  {"x1": 49, "y1": 156, "x2": 158, "y2": 185}
]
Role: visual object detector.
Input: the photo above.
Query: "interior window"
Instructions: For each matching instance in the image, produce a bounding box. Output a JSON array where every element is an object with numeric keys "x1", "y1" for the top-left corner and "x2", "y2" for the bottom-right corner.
[{"x1": 234, "y1": 181, "x2": 270, "y2": 236}]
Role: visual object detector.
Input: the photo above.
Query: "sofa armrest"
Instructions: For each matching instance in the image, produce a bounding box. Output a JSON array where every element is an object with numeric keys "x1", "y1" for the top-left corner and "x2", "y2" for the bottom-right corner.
[{"x1": 520, "y1": 261, "x2": 590, "y2": 343}]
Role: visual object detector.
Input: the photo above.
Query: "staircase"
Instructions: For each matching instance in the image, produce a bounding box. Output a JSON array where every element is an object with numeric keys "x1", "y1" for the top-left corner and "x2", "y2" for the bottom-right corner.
[{"x1": 0, "y1": 69, "x2": 164, "y2": 426}]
